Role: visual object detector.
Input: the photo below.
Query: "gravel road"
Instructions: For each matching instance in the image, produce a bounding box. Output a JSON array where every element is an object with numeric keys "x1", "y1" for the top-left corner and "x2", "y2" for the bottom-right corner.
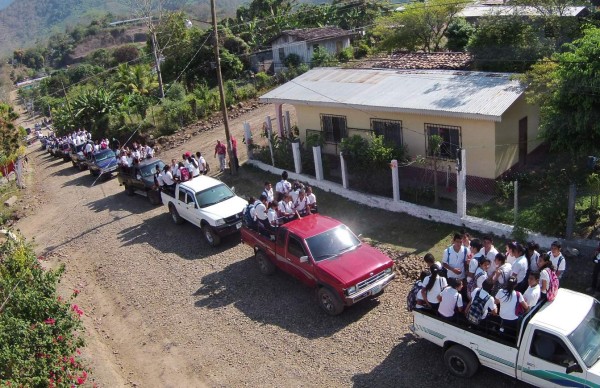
[{"x1": 17, "y1": 104, "x2": 527, "y2": 387}]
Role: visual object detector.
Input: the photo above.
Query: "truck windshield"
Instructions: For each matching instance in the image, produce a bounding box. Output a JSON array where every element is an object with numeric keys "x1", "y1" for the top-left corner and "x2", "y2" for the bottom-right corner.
[
  {"x1": 140, "y1": 161, "x2": 165, "y2": 177},
  {"x1": 568, "y1": 300, "x2": 600, "y2": 368},
  {"x1": 305, "y1": 225, "x2": 360, "y2": 262},
  {"x1": 94, "y1": 150, "x2": 115, "y2": 162},
  {"x1": 196, "y1": 184, "x2": 235, "y2": 208}
]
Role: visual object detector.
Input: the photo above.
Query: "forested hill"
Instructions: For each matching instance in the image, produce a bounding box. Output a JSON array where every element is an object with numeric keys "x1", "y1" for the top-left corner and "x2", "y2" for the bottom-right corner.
[{"x1": 0, "y1": 0, "x2": 250, "y2": 56}]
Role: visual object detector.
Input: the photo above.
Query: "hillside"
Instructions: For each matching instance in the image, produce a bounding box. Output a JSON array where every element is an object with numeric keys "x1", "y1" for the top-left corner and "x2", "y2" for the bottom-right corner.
[{"x1": 0, "y1": 0, "x2": 247, "y2": 56}]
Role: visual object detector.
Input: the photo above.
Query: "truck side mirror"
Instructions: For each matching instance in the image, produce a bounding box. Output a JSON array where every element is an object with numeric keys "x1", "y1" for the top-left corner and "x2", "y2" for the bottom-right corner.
[
  {"x1": 300, "y1": 256, "x2": 309, "y2": 264},
  {"x1": 566, "y1": 362, "x2": 583, "y2": 374}
]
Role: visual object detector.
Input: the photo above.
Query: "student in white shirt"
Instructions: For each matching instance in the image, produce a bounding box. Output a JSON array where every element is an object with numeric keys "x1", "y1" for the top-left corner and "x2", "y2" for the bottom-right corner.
[
  {"x1": 262, "y1": 182, "x2": 274, "y2": 203},
  {"x1": 423, "y1": 253, "x2": 443, "y2": 272},
  {"x1": 421, "y1": 266, "x2": 448, "y2": 311},
  {"x1": 495, "y1": 277, "x2": 528, "y2": 333},
  {"x1": 480, "y1": 235, "x2": 499, "y2": 277},
  {"x1": 254, "y1": 195, "x2": 272, "y2": 238},
  {"x1": 523, "y1": 273, "x2": 541, "y2": 308},
  {"x1": 492, "y1": 253, "x2": 512, "y2": 294},
  {"x1": 437, "y1": 278, "x2": 464, "y2": 319},
  {"x1": 162, "y1": 165, "x2": 175, "y2": 194},
  {"x1": 511, "y1": 243, "x2": 529, "y2": 293},
  {"x1": 275, "y1": 171, "x2": 292, "y2": 201},
  {"x1": 506, "y1": 241, "x2": 517, "y2": 265},
  {"x1": 465, "y1": 281, "x2": 497, "y2": 321},
  {"x1": 306, "y1": 186, "x2": 317, "y2": 213},
  {"x1": 442, "y1": 234, "x2": 468, "y2": 281},
  {"x1": 414, "y1": 270, "x2": 431, "y2": 310},
  {"x1": 267, "y1": 201, "x2": 279, "y2": 227},
  {"x1": 195, "y1": 152, "x2": 207, "y2": 174},
  {"x1": 527, "y1": 242, "x2": 541, "y2": 273},
  {"x1": 467, "y1": 239, "x2": 484, "y2": 282},
  {"x1": 537, "y1": 252, "x2": 555, "y2": 302},
  {"x1": 548, "y1": 241, "x2": 566, "y2": 279},
  {"x1": 187, "y1": 156, "x2": 200, "y2": 178},
  {"x1": 294, "y1": 189, "x2": 311, "y2": 216}
]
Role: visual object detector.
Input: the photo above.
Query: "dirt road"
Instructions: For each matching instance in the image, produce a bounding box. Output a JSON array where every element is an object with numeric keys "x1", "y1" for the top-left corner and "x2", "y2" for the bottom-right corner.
[{"x1": 16, "y1": 104, "x2": 523, "y2": 387}]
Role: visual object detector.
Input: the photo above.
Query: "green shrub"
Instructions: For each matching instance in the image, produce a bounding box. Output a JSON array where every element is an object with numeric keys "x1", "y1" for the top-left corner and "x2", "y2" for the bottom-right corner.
[
  {"x1": 284, "y1": 53, "x2": 302, "y2": 68},
  {"x1": 254, "y1": 72, "x2": 272, "y2": 90},
  {"x1": 337, "y1": 47, "x2": 354, "y2": 63},
  {"x1": 0, "y1": 237, "x2": 89, "y2": 386}
]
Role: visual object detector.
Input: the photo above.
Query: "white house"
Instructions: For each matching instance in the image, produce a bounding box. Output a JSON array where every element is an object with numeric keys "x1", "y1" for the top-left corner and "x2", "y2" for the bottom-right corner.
[{"x1": 270, "y1": 27, "x2": 355, "y2": 73}]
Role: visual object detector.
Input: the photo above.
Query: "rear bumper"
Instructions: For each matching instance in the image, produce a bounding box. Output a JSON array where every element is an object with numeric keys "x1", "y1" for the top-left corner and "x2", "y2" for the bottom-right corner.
[{"x1": 344, "y1": 273, "x2": 395, "y2": 305}]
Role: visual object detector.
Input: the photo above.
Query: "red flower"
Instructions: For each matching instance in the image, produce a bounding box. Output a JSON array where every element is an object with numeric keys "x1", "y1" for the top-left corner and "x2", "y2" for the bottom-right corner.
[
  {"x1": 44, "y1": 318, "x2": 56, "y2": 325},
  {"x1": 72, "y1": 289, "x2": 80, "y2": 296},
  {"x1": 71, "y1": 304, "x2": 84, "y2": 316},
  {"x1": 76, "y1": 370, "x2": 88, "y2": 385}
]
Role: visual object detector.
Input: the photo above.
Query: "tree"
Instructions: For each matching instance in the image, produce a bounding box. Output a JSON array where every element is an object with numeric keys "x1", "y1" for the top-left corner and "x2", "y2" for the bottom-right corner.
[
  {"x1": 71, "y1": 88, "x2": 117, "y2": 138},
  {"x1": 0, "y1": 103, "x2": 25, "y2": 163},
  {"x1": 113, "y1": 64, "x2": 158, "y2": 97},
  {"x1": 373, "y1": 0, "x2": 465, "y2": 53},
  {"x1": 520, "y1": 26, "x2": 600, "y2": 155},
  {"x1": 112, "y1": 45, "x2": 141, "y2": 64},
  {"x1": 445, "y1": 17, "x2": 474, "y2": 52}
]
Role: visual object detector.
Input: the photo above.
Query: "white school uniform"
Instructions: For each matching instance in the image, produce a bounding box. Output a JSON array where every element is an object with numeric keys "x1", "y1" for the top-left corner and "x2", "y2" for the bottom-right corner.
[
  {"x1": 480, "y1": 246, "x2": 499, "y2": 277},
  {"x1": 438, "y1": 287, "x2": 463, "y2": 318},
  {"x1": 496, "y1": 289, "x2": 524, "y2": 321},
  {"x1": 467, "y1": 254, "x2": 483, "y2": 282},
  {"x1": 549, "y1": 252, "x2": 566, "y2": 275},
  {"x1": 443, "y1": 246, "x2": 468, "y2": 280},
  {"x1": 422, "y1": 275, "x2": 447, "y2": 304},
  {"x1": 470, "y1": 288, "x2": 496, "y2": 319},
  {"x1": 511, "y1": 255, "x2": 528, "y2": 284},
  {"x1": 524, "y1": 284, "x2": 540, "y2": 306},
  {"x1": 539, "y1": 268, "x2": 550, "y2": 294}
]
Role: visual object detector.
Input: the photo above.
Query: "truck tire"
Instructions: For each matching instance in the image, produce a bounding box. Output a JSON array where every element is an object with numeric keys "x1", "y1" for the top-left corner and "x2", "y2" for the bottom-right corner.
[
  {"x1": 202, "y1": 225, "x2": 221, "y2": 247},
  {"x1": 317, "y1": 287, "x2": 344, "y2": 316},
  {"x1": 255, "y1": 251, "x2": 275, "y2": 275},
  {"x1": 443, "y1": 345, "x2": 480, "y2": 378},
  {"x1": 169, "y1": 204, "x2": 184, "y2": 225},
  {"x1": 148, "y1": 190, "x2": 161, "y2": 206}
]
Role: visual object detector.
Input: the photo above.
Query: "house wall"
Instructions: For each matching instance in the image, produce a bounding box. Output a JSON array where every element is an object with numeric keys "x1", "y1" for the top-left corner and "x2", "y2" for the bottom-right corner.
[
  {"x1": 295, "y1": 104, "x2": 498, "y2": 179},
  {"x1": 271, "y1": 37, "x2": 350, "y2": 73},
  {"x1": 494, "y1": 94, "x2": 541, "y2": 177}
]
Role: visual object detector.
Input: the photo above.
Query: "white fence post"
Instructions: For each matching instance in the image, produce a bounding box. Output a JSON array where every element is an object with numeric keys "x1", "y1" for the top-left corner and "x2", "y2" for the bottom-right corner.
[
  {"x1": 391, "y1": 159, "x2": 400, "y2": 202},
  {"x1": 313, "y1": 146, "x2": 324, "y2": 181},
  {"x1": 265, "y1": 116, "x2": 275, "y2": 166},
  {"x1": 457, "y1": 149, "x2": 467, "y2": 218},
  {"x1": 244, "y1": 122, "x2": 253, "y2": 160},
  {"x1": 292, "y1": 142, "x2": 302, "y2": 174},
  {"x1": 340, "y1": 152, "x2": 348, "y2": 189}
]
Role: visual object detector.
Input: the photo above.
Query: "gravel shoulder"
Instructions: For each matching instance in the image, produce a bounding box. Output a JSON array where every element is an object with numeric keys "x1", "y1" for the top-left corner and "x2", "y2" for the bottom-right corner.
[{"x1": 16, "y1": 104, "x2": 525, "y2": 387}]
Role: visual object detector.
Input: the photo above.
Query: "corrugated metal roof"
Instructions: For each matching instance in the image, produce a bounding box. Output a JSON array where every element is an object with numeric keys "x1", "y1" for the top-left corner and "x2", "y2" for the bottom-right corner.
[
  {"x1": 459, "y1": 5, "x2": 588, "y2": 18},
  {"x1": 260, "y1": 68, "x2": 526, "y2": 122}
]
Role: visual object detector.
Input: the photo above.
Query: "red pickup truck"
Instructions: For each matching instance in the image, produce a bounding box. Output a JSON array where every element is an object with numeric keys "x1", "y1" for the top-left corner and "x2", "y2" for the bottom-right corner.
[{"x1": 240, "y1": 214, "x2": 395, "y2": 315}]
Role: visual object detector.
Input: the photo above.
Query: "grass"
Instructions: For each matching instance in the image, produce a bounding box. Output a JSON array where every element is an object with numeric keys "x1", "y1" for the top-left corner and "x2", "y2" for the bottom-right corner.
[{"x1": 220, "y1": 164, "x2": 460, "y2": 258}]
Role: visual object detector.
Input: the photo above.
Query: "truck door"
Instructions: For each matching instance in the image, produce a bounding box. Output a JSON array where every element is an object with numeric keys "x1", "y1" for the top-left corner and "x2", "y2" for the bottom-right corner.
[
  {"x1": 519, "y1": 330, "x2": 588, "y2": 387},
  {"x1": 285, "y1": 234, "x2": 317, "y2": 286},
  {"x1": 177, "y1": 188, "x2": 196, "y2": 223}
]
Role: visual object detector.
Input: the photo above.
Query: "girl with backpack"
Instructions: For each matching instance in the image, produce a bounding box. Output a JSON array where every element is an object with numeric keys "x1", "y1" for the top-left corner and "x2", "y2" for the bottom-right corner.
[
  {"x1": 406, "y1": 270, "x2": 431, "y2": 312},
  {"x1": 537, "y1": 253, "x2": 559, "y2": 303},
  {"x1": 491, "y1": 253, "x2": 511, "y2": 294},
  {"x1": 467, "y1": 257, "x2": 490, "y2": 299},
  {"x1": 494, "y1": 277, "x2": 528, "y2": 335},
  {"x1": 421, "y1": 265, "x2": 447, "y2": 312},
  {"x1": 437, "y1": 278, "x2": 464, "y2": 320}
]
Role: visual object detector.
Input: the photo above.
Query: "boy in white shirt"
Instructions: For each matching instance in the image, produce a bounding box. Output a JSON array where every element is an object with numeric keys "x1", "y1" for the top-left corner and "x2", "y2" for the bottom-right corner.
[
  {"x1": 437, "y1": 278, "x2": 464, "y2": 319},
  {"x1": 442, "y1": 234, "x2": 468, "y2": 282},
  {"x1": 466, "y1": 239, "x2": 483, "y2": 282},
  {"x1": 306, "y1": 186, "x2": 317, "y2": 213},
  {"x1": 262, "y1": 182, "x2": 274, "y2": 203},
  {"x1": 466, "y1": 281, "x2": 497, "y2": 322},
  {"x1": 548, "y1": 241, "x2": 566, "y2": 279},
  {"x1": 480, "y1": 235, "x2": 499, "y2": 277}
]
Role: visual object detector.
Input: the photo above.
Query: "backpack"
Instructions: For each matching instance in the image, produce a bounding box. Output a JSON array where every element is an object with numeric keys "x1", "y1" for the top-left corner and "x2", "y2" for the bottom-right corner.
[
  {"x1": 467, "y1": 290, "x2": 490, "y2": 325},
  {"x1": 467, "y1": 271, "x2": 485, "y2": 296},
  {"x1": 243, "y1": 203, "x2": 256, "y2": 228},
  {"x1": 546, "y1": 267, "x2": 560, "y2": 302},
  {"x1": 179, "y1": 167, "x2": 190, "y2": 182},
  {"x1": 556, "y1": 255, "x2": 565, "y2": 279},
  {"x1": 515, "y1": 291, "x2": 526, "y2": 316},
  {"x1": 407, "y1": 280, "x2": 424, "y2": 312}
]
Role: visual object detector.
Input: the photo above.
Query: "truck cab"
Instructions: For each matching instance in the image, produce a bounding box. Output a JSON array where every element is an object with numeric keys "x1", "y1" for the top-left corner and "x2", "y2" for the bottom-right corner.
[
  {"x1": 411, "y1": 289, "x2": 600, "y2": 387},
  {"x1": 117, "y1": 158, "x2": 165, "y2": 205},
  {"x1": 161, "y1": 177, "x2": 247, "y2": 247},
  {"x1": 241, "y1": 215, "x2": 395, "y2": 315}
]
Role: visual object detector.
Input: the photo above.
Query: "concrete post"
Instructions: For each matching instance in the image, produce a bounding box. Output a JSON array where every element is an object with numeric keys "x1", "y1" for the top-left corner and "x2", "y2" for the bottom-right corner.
[
  {"x1": 292, "y1": 141, "x2": 302, "y2": 174},
  {"x1": 275, "y1": 104, "x2": 284, "y2": 138},
  {"x1": 313, "y1": 146, "x2": 324, "y2": 181},
  {"x1": 265, "y1": 116, "x2": 275, "y2": 166},
  {"x1": 457, "y1": 149, "x2": 467, "y2": 218},
  {"x1": 391, "y1": 159, "x2": 400, "y2": 202},
  {"x1": 566, "y1": 183, "x2": 577, "y2": 239},
  {"x1": 285, "y1": 110, "x2": 291, "y2": 137},
  {"x1": 244, "y1": 122, "x2": 253, "y2": 160},
  {"x1": 340, "y1": 152, "x2": 348, "y2": 189}
]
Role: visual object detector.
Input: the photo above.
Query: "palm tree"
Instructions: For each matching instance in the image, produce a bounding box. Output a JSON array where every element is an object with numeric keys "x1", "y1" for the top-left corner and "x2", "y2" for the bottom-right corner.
[{"x1": 113, "y1": 64, "x2": 159, "y2": 97}]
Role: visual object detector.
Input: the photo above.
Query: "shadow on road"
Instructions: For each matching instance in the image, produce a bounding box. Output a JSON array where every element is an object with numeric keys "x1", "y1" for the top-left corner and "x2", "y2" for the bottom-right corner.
[
  {"x1": 352, "y1": 333, "x2": 528, "y2": 388},
  {"x1": 115, "y1": 212, "x2": 241, "y2": 260},
  {"x1": 61, "y1": 173, "x2": 95, "y2": 187},
  {"x1": 85, "y1": 192, "x2": 152, "y2": 214},
  {"x1": 192, "y1": 256, "x2": 379, "y2": 339}
]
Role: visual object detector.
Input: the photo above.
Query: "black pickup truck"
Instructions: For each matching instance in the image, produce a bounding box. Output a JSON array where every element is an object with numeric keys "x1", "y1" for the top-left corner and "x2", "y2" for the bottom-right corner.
[
  {"x1": 117, "y1": 158, "x2": 165, "y2": 205},
  {"x1": 70, "y1": 143, "x2": 88, "y2": 170}
]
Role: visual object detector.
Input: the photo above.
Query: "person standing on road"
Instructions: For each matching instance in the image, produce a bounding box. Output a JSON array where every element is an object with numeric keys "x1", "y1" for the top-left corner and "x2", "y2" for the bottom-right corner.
[
  {"x1": 196, "y1": 152, "x2": 207, "y2": 175},
  {"x1": 230, "y1": 135, "x2": 239, "y2": 169},
  {"x1": 214, "y1": 140, "x2": 227, "y2": 172},
  {"x1": 162, "y1": 165, "x2": 176, "y2": 195}
]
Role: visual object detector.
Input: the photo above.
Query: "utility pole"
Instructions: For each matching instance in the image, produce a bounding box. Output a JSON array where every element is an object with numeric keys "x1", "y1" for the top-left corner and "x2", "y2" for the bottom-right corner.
[
  {"x1": 210, "y1": 0, "x2": 237, "y2": 174},
  {"x1": 151, "y1": 31, "x2": 166, "y2": 99}
]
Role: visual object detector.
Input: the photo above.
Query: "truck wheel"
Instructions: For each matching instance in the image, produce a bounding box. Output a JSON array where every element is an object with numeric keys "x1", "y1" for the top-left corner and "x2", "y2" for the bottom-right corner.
[
  {"x1": 72, "y1": 161, "x2": 77, "y2": 168},
  {"x1": 169, "y1": 204, "x2": 184, "y2": 225},
  {"x1": 317, "y1": 287, "x2": 344, "y2": 316},
  {"x1": 202, "y1": 225, "x2": 221, "y2": 247},
  {"x1": 443, "y1": 345, "x2": 479, "y2": 378},
  {"x1": 148, "y1": 190, "x2": 161, "y2": 206},
  {"x1": 255, "y1": 251, "x2": 275, "y2": 275}
]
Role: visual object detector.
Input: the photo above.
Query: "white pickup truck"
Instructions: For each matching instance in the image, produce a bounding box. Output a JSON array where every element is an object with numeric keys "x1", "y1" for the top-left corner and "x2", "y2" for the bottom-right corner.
[
  {"x1": 161, "y1": 176, "x2": 247, "y2": 247},
  {"x1": 411, "y1": 289, "x2": 600, "y2": 387}
]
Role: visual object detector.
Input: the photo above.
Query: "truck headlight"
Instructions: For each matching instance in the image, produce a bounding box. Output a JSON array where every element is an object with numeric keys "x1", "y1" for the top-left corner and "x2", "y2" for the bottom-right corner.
[
  {"x1": 384, "y1": 267, "x2": 393, "y2": 275},
  {"x1": 346, "y1": 286, "x2": 357, "y2": 295},
  {"x1": 215, "y1": 219, "x2": 225, "y2": 226}
]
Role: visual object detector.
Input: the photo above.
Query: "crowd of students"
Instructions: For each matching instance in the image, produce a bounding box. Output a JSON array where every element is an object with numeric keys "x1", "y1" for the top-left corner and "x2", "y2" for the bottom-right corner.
[
  {"x1": 411, "y1": 233, "x2": 565, "y2": 336},
  {"x1": 244, "y1": 171, "x2": 317, "y2": 238},
  {"x1": 117, "y1": 141, "x2": 155, "y2": 167},
  {"x1": 153, "y1": 151, "x2": 209, "y2": 194}
]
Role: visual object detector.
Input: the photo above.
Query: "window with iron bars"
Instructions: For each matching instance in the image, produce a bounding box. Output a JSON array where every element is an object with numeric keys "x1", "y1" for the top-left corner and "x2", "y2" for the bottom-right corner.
[
  {"x1": 425, "y1": 123, "x2": 461, "y2": 160},
  {"x1": 321, "y1": 114, "x2": 347, "y2": 143},
  {"x1": 371, "y1": 119, "x2": 403, "y2": 147}
]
